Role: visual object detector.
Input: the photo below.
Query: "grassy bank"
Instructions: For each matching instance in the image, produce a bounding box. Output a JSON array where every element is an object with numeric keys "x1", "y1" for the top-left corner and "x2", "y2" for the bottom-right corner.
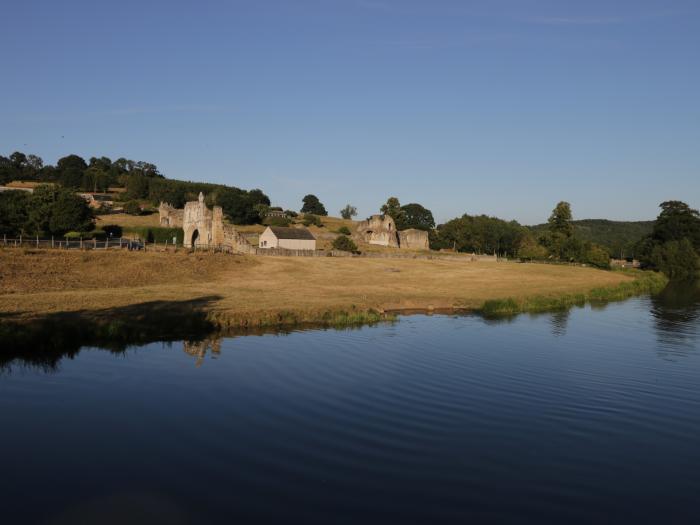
[
  {"x1": 479, "y1": 270, "x2": 668, "y2": 317},
  {"x1": 0, "y1": 249, "x2": 660, "y2": 352}
]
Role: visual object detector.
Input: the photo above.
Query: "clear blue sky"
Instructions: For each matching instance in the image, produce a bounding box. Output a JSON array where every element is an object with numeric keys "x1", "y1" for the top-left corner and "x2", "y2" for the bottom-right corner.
[{"x1": 1, "y1": 0, "x2": 698, "y2": 224}]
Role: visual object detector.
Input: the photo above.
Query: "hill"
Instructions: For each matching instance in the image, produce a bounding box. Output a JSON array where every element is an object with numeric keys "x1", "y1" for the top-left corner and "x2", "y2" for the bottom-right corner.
[{"x1": 528, "y1": 219, "x2": 654, "y2": 258}]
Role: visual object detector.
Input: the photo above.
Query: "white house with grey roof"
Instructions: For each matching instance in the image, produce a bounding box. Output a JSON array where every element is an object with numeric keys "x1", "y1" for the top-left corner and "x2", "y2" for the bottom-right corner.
[{"x1": 259, "y1": 226, "x2": 316, "y2": 251}]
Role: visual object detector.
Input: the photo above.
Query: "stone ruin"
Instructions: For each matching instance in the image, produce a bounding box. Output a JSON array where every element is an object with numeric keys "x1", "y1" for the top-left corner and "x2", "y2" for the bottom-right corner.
[
  {"x1": 355, "y1": 214, "x2": 430, "y2": 250},
  {"x1": 159, "y1": 192, "x2": 253, "y2": 253},
  {"x1": 158, "y1": 202, "x2": 183, "y2": 227}
]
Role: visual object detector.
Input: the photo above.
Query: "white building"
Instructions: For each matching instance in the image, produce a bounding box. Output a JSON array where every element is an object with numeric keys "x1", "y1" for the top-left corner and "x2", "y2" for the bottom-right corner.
[{"x1": 259, "y1": 226, "x2": 316, "y2": 251}]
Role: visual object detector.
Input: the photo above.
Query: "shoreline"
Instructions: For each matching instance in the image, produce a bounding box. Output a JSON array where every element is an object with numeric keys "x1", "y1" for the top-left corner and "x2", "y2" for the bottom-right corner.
[{"x1": 1, "y1": 258, "x2": 668, "y2": 357}]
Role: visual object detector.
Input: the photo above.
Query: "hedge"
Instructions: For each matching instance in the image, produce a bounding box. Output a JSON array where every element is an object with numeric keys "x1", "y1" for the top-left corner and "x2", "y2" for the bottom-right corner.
[{"x1": 126, "y1": 227, "x2": 184, "y2": 244}]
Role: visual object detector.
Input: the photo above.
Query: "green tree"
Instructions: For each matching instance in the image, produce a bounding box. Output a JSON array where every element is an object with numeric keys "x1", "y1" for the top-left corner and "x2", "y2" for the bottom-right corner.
[
  {"x1": 217, "y1": 187, "x2": 271, "y2": 224},
  {"x1": 25, "y1": 185, "x2": 93, "y2": 236},
  {"x1": 396, "y1": 203, "x2": 435, "y2": 231},
  {"x1": 380, "y1": 197, "x2": 403, "y2": 221},
  {"x1": 125, "y1": 174, "x2": 149, "y2": 199},
  {"x1": 56, "y1": 154, "x2": 87, "y2": 189},
  {"x1": 332, "y1": 235, "x2": 357, "y2": 252},
  {"x1": 584, "y1": 244, "x2": 611, "y2": 269},
  {"x1": 651, "y1": 239, "x2": 700, "y2": 280},
  {"x1": 0, "y1": 190, "x2": 31, "y2": 235},
  {"x1": 340, "y1": 204, "x2": 357, "y2": 220},
  {"x1": 517, "y1": 234, "x2": 548, "y2": 260},
  {"x1": 301, "y1": 194, "x2": 327, "y2": 216},
  {"x1": 652, "y1": 201, "x2": 700, "y2": 250},
  {"x1": 548, "y1": 201, "x2": 574, "y2": 237}
]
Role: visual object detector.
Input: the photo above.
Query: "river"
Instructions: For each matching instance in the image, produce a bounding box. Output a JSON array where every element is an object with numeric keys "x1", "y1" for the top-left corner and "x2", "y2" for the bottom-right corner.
[{"x1": 1, "y1": 284, "x2": 699, "y2": 524}]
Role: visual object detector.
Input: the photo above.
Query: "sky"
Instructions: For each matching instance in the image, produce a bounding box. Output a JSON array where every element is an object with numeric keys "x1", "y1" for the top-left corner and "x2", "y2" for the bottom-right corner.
[{"x1": 1, "y1": 0, "x2": 698, "y2": 224}]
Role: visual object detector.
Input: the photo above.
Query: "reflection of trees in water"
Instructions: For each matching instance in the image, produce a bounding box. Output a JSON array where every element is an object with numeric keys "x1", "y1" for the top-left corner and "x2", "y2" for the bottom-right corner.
[
  {"x1": 650, "y1": 282, "x2": 700, "y2": 359},
  {"x1": 549, "y1": 310, "x2": 570, "y2": 337},
  {"x1": 183, "y1": 339, "x2": 222, "y2": 367}
]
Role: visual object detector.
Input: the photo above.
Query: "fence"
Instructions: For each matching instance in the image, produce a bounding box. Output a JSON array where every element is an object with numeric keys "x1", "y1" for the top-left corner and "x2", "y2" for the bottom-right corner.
[{"x1": 1, "y1": 235, "x2": 185, "y2": 252}]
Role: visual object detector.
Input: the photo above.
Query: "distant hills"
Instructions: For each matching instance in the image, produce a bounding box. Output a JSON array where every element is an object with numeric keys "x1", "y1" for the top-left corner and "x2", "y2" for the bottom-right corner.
[{"x1": 528, "y1": 219, "x2": 654, "y2": 258}]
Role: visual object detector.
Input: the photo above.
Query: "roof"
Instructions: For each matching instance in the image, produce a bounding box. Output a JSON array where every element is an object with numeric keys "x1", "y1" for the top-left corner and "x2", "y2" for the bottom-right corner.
[{"x1": 268, "y1": 226, "x2": 316, "y2": 240}]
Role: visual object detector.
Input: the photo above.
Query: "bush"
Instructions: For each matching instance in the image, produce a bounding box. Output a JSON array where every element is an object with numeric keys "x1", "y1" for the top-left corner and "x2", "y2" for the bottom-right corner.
[
  {"x1": 332, "y1": 235, "x2": 357, "y2": 252},
  {"x1": 585, "y1": 244, "x2": 611, "y2": 269},
  {"x1": 336, "y1": 226, "x2": 351, "y2": 235},
  {"x1": 123, "y1": 200, "x2": 142, "y2": 215},
  {"x1": 284, "y1": 210, "x2": 298, "y2": 218},
  {"x1": 302, "y1": 214, "x2": 322, "y2": 227},
  {"x1": 126, "y1": 226, "x2": 183, "y2": 244},
  {"x1": 517, "y1": 236, "x2": 548, "y2": 260}
]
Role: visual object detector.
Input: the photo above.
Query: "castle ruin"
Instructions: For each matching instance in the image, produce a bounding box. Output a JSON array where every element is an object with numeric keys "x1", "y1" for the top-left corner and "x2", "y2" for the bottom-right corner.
[
  {"x1": 159, "y1": 193, "x2": 253, "y2": 253},
  {"x1": 355, "y1": 214, "x2": 429, "y2": 250}
]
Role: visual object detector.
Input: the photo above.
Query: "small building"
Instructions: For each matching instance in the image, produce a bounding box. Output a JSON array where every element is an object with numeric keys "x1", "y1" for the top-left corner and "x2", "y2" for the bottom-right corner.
[{"x1": 259, "y1": 226, "x2": 316, "y2": 251}]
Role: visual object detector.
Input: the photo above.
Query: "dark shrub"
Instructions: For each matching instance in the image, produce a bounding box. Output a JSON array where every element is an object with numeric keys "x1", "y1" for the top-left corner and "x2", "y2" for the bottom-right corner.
[
  {"x1": 302, "y1": 214, "x2": 322, "y2": 227},
  {"x1": 123, "y1": 200, "x2": 142, "y2": 215},
  {"x1": 332, "y1": 235, "x2": 357, "y2": 252},
  {"x1": 336, "y1": 226, "x2": 351, "y2": 235}
]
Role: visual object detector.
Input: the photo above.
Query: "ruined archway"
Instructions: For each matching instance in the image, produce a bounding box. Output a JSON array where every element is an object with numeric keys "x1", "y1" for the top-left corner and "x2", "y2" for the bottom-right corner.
[{"x1": 191, "y1": 229, "x2": 200, "y2": 247}]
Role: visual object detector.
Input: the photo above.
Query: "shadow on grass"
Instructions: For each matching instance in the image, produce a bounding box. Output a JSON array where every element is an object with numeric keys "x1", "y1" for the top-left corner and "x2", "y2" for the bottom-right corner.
[{"x1": 0, "y1": 296, "x2": 222, "y2": 371}]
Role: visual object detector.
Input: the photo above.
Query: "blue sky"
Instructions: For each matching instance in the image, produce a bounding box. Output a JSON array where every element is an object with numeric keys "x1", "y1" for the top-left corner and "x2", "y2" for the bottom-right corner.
[{"x1": 1, "y1": 0, "x2": 698, "y2": 224}]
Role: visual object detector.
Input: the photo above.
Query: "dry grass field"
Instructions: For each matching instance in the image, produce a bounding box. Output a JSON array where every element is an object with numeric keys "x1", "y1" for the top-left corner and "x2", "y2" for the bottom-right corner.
[
  {"x1": 0, "y1": 248, "x2": 633, "y2": 327},
  {"x1": 96, "y1": 212, "x2": 161, "y2": 228}
]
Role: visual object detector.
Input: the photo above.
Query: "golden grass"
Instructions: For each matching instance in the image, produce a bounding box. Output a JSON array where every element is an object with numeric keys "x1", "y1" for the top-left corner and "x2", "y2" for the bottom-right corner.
[
  {"x1": 0, "y1": 249, "x2": 634, "y2": 327},
  {"x1": 96, "y1": 213, "x2": 161, "y2": 228}
]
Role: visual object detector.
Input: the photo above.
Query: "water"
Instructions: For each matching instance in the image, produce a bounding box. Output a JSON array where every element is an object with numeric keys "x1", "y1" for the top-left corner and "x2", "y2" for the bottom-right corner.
[{"x1": 2, "y1": 286, "x2": 699, "y2": 524}]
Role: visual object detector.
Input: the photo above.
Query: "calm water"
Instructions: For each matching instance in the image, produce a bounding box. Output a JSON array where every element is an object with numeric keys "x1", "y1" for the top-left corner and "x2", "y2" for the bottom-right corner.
[{"x1": 2, "y1": 286, "x2": 700, "y2": 524}]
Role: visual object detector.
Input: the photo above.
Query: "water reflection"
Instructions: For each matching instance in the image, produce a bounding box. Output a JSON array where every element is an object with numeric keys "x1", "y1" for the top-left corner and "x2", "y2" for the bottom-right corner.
[
  {"x1": 183, "y1": 338, "x2": 222, "y2": 367},
  {"x1": 548, "y1": 310, "x2": 570, "y2": 337},
  {"x1": 650, "y1": 281, "x2": 700, "y2": 359}
]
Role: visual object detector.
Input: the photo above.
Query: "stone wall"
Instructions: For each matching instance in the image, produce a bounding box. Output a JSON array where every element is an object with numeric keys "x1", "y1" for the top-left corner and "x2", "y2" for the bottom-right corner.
[
  {"x1": 355, "y1": 214, "x2": 429, "y2": 250},
  {"x1": 163, "y1": 192, "x2": 253, "y2": 253},
  {"x1": 159, "y1": 202, "x2": 184, "y2": 227}
]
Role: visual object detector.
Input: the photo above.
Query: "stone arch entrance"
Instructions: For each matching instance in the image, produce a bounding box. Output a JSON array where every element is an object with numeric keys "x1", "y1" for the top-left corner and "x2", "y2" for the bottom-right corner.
[{"x1": 191, "y1": 229, "x2": 199, "y2": 247}]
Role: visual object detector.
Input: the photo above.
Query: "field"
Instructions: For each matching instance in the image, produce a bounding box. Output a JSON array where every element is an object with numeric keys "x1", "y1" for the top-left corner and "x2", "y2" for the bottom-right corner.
[{"x1": 0, "y1": 249, "x2": 641, "y2": 330}]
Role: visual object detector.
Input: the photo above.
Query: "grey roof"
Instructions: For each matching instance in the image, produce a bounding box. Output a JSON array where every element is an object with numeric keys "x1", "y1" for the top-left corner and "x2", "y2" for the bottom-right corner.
[{"x1": 269, "y1": 226, "x2": 316, "y2": 240}]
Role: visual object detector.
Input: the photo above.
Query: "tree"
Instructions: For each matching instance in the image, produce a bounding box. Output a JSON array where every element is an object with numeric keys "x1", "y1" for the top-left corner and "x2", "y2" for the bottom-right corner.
[
  {"x1": 396, "y1": 203, "x2": 435, "y2": 231},
  {"x1": 651, "y1": 239, "x2": 700, "y2": 280},
  {"x1": 548, "y1": 201, "x2": 574, "y2": 238},
  {"x1": 56, "y1": 154, "x2": 88, "y2": 189},
  {"x1": 49, "y1": 191, "x2": 95, "y2": 235},
  {"x1": 301, "y1": 194, "x2": 327, "y2": 216},
  {"x1": 332, "y1": 235, "x2": 357, "y2": 252},
  {"x1": 431, "y1": 214, "x2": 526, "y2": 256},
  {"x1": 0, "y1": 190, "x2": 31, "y2": 236},
  {"x1": 125, "y1": 174, "x2": 149, "y2": 199},
  {"x1": 340, "y1": 204, "x2": 357, "y2": 220},
  {"x1": 26, "y1": 154, "x2": 43, "y2": 171},
  {"x1": 585, "y1": 244, "x2": 611, "y2": 269},
  {"x1": 24, "y1": 185, "x2": 93, "y2": 236},
  {"x1": 10, "y1": 151, "x2": 27, "y2": 169},
  {"x1": 217, "y1": 187, "x2": 270, "y2": 224},
  {"x1": 380, "y1": 197, "x2": 403, "y2": 221},
  {"x1": 638, "y1": 201, "x2": 700, "y2": 279},
  {"x1": 652, "y1": 201, "x2": 700, "y2": 250},
  {"x1": 517, "y1": 234, "x2": 548, "y2": 260}
]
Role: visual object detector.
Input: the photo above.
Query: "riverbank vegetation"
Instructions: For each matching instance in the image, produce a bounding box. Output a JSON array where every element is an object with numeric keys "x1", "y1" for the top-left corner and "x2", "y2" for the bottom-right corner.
[
  {"x1": 636, "y1": 201, "x2": 700, "y2": 281},
  {"x1": 479, "y1": 270, "x2": 668, "y2": 317}
]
